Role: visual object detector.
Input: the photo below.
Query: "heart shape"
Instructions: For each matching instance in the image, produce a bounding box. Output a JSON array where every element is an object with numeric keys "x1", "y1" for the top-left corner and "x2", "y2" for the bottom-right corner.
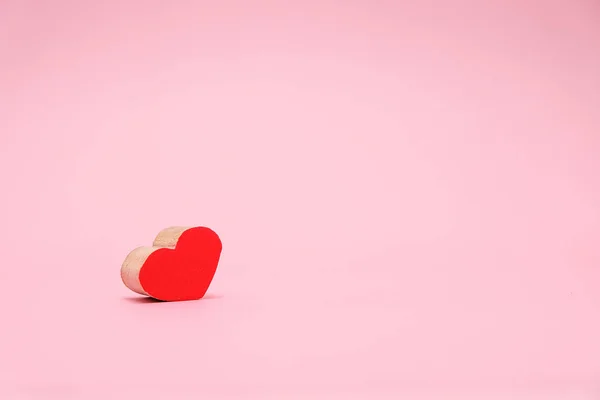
[{"x1": 120, "y1": 226, "x2": 222, "y2": 301}]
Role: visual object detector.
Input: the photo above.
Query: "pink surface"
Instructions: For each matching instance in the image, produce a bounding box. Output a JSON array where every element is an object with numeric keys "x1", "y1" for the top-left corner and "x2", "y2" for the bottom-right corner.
[{"x1": 1, "y1": 0, "x2": 600, "y2": 398}]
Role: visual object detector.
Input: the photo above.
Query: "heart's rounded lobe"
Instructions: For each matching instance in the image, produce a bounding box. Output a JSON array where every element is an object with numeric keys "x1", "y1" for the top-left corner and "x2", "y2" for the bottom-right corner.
[{"x1": 138, "y1": 227, "x2": 222, "y2": 301}]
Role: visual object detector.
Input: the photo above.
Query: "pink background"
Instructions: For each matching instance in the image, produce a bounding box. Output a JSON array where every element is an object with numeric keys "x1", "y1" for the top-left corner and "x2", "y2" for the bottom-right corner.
[{"x1": 1, "y1": 0, "x2": 599, "y2": 398}]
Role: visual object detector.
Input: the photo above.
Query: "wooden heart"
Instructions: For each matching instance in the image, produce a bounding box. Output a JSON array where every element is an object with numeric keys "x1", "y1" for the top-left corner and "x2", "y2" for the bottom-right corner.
[{"x1": 121, "y1": 226, "x2": 222, "y2": 301}]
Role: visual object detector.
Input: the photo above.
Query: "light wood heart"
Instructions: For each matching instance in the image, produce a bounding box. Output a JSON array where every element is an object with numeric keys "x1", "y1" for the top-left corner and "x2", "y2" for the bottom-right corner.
[{"x1": 121, "y1": 226, "x2": 222, "y2": 301}]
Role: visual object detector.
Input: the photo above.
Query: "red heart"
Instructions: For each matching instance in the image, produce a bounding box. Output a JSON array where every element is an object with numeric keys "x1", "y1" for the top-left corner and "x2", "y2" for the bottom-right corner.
[{"x1": 121, "y1": 226, "x2": 222, "y2": 301}]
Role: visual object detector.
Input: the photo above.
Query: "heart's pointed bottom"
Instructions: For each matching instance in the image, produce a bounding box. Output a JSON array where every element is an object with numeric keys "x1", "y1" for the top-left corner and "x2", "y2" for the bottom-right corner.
[
  {"x1": 144, "y1": 292, "x2": 205, "y2": 302},
  {"x1": 139, "y1": 259, "x2": 213, "y2": 301}
]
